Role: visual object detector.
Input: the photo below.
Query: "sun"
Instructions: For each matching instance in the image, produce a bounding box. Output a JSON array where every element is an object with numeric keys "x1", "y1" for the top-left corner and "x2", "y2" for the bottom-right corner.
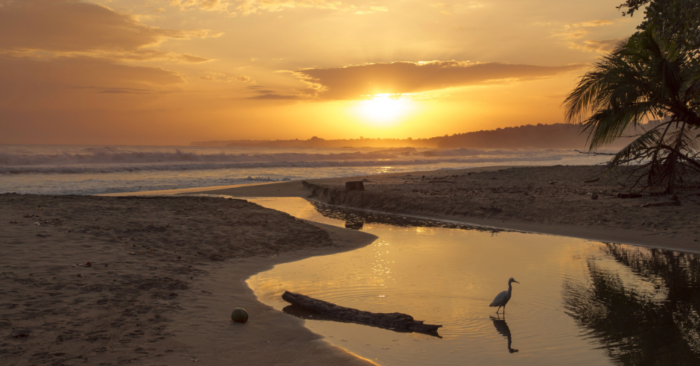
[{"x1": 354, "y1": 94, "x2": 414, "y2": 125}]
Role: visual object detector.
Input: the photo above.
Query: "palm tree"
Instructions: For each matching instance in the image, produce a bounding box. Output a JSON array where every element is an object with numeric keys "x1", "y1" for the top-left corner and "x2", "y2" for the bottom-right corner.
[{"x1": 564, "y1": 28, "x2": 700, "y2": 193}]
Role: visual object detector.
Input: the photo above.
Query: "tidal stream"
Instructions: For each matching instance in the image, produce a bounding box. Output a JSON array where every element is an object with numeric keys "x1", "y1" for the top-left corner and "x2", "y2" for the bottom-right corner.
[{"x1": 246, "y1": 197, "x2": 700, "y2": 366}]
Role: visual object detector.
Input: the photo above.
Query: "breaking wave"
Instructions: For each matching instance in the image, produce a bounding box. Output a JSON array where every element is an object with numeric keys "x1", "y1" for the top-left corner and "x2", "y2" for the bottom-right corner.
[
  {"x1": 0, "y1": 157, "x2": 563, "y2": 174},
  {"x1": 0, "y1": 147, "x2": 568, "y2": 174}
]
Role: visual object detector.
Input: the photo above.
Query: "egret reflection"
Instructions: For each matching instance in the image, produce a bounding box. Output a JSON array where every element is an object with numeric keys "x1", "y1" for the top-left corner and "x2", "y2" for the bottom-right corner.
[
  {"x1": 563, "y1": 244, "x2": 700, "y2": 365},
  {"x1": 490, "y1": 316, "x2": 519, "y2": 353}
]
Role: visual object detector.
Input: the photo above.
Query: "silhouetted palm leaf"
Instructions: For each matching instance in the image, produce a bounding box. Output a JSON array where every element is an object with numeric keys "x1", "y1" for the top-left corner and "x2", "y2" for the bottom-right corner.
[{"x1": 564, "y1": 28, "x2": 700, "y2": 192}]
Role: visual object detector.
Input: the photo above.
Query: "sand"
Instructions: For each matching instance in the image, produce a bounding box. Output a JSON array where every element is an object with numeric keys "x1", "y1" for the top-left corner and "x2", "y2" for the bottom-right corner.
[
  {"x1": 0, "y1": 194, "x2": 377, "y2": 366},
  {"x1": 286, "y1": 165, "x2": 700, "y2": 253},
  {"x1": 3, "y1": 164, "x2": 699, "y2": 365},
  {"x1": 200, "y1": 165, "x2": 700, "y2": 253}
]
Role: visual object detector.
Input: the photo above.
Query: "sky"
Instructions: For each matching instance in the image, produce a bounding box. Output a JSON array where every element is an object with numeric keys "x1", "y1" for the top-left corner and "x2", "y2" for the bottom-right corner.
[{"x1": 0, "y1": 0, "x2": 644, "y2": 145}]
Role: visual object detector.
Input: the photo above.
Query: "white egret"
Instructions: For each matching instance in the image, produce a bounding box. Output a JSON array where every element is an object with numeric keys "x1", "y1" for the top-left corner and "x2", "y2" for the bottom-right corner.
[{"x1": 490, "y1": 278, "x2": 519, "y2": 314}]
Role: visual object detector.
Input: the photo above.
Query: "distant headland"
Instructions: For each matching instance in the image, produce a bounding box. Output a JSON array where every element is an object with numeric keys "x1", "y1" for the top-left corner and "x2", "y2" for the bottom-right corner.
[{"x1": 191, "y1": 123, "x2": 639, "y2": 149}]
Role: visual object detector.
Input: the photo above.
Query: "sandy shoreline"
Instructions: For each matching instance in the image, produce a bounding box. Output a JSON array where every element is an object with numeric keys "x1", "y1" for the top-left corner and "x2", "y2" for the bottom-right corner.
[
  {"x1": 4, "y1": 164, "x2": 699, "y2": 365},
  {"x1": 198, "y1": 165, "x2": 700, "y2": 253},
  {"x1": 0, "y1": 194, "x2": 377, "y2": 365}
]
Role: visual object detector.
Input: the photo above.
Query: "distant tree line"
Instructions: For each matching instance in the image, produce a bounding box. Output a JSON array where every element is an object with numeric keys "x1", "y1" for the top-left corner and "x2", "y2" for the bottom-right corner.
[{"x1": 191, "y1": 123, "x2": 643, "y2": 149}]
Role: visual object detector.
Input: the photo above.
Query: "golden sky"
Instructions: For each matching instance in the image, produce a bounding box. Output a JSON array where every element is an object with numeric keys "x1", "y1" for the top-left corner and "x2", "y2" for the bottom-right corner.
[{"x1": 0, "y1": 0, "x2": 642, "y2": 145}]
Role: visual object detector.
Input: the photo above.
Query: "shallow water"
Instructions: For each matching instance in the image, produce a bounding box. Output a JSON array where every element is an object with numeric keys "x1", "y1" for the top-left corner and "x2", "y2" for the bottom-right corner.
[{"x1": 247, "y1": 198, "x2": 700, "y2": 366}]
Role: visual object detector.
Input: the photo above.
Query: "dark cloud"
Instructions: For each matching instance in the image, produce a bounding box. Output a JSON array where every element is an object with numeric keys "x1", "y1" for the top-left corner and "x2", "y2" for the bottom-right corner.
[
  {"x1": 247, "y1": 94, "x2": 300, "y2": 100},
  {"x1": 242, "y1": 85, "x2": 300, "y2": 100},
  {"x1": 291, "y1": 61, "x2": 586, "y2": 99},
  {"x1": 0, "y1": 55, "x2": 183, "y2": 108},
  {"x1": 0, "y1": 0, "x2": 220, "y2": 61},
  {"x1": 94, "y1": 87, "x2": 170, "y2": 95}
]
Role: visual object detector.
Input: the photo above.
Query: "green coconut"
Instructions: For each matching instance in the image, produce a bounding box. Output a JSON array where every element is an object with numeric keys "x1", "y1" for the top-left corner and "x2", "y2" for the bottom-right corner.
[{"x1": 231, "y1": 308, "x2": 249, "y2": 323}]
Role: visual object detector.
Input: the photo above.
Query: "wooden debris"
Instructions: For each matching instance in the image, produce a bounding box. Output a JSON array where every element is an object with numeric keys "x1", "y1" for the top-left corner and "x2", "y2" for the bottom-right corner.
[
  {"x1": 617, "y1": 193, "x2": 642, "y2": 199},
  {"x1": 584, "y1": 178, "x2": 600, "y2": 183},
  {"x1": 345, "y1": 181, "x2": 365, "y2": 191},
  {"x1": 282, "y1": 291, "x2": 442, "y2": 336},
  {"x1": 641, "y1": 201, "x2": 681, "y2": 208}
]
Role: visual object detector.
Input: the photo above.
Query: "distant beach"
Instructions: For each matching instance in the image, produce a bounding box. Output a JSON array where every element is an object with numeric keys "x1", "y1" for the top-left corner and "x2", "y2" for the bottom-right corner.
[{"x1": 203, "y1": 165, "x2": 700, "y2": 253}]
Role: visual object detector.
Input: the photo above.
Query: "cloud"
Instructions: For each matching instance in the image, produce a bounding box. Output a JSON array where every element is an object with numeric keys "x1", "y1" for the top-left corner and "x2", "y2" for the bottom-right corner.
[
  {"x1": 169, "y1": 0, "x2": 230, "y2": 12},
  {"x1": 569, "y1": 20, "x2": 613, "y2": 28},
  {"x1": 243, "y1": 85, "x2": 300, "y2": 100},
  {"x1": 431, "y1": 1, "x2": 484, "y2": 14},
  {"x1": 551, "y1": 19, "x2": 624, "y2": 53},
  {"x1": 199, "y1": 71, "x2": 253, "y2": 83},
  {"x1": 168, "y1": 0, "x2": 389, "y2": 16},
  {"x1": 247, "y1": 93, "x2": 300, "y2": 100},
  {"x1": 553, "y1": 19, "x2": 613, "y2": 40},
  {"x1": 571, "y1": 38, "x2": 626, "y2": 53},
  {"x1": 234, "y1": 0, "x2": 344, "y2": 15},
  {"x1": 0, "y1": 0, "x2": 221, "y2": 61},
  {"x1": 290, "y1": 61, "x2": 586, "y2": 99},
  {"x1": 0, "y1": 55, "x2": 184, "y2": 108}
]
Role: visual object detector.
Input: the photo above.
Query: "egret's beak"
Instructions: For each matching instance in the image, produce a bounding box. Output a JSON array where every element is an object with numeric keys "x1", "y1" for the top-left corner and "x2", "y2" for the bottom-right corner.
[{"x1": 514, "y1": 280, "x2": 520, "y2": 284}]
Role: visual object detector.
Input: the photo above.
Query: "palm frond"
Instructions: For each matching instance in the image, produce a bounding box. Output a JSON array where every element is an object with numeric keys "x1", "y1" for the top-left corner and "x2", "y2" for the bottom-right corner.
[{"x1": 608, "y1": 128, "x2": 662, "y2": 168}]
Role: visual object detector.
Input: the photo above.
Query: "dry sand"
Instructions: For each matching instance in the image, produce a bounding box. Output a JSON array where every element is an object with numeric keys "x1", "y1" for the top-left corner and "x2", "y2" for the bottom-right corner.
[{"x1": 0, "y1": 194, "x2": 377, "y2": 366}]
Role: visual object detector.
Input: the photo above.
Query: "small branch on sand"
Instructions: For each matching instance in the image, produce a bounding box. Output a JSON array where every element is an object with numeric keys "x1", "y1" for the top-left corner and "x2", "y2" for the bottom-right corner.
[
  {"x1": 641, "y1": 201, "x2": 681, "y2": 208},
  {"x1": 282, "y1": 291, "x2": 442, "y2": 337}
]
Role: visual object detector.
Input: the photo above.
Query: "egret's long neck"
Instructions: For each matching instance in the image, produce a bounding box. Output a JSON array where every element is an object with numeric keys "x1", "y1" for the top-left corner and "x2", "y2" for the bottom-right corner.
[{"x1": 508, "y1": 282, "x2": 513, "y2": 294}]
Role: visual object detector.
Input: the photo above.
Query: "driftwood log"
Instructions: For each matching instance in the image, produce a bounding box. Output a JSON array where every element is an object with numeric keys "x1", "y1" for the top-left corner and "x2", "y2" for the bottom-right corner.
[
  {"x1": 282, "y1": 291, "x2": 442, "y2": 336},
  {"x1": 345, "y1": 181, "x2": 365, "y2": 191}
]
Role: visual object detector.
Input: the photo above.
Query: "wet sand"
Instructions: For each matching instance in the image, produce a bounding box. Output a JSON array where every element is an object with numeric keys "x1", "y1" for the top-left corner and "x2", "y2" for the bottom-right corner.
[{"x1": 0, "y1": 194, "x2": 377, "y2": 365}]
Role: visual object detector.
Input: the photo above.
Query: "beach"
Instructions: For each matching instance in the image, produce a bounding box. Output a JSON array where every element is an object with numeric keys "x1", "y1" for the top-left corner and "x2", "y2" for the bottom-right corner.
[
  {"x1": 0, "y1": 194, "x2": 377, "y2": 365},
  {"x1": 2, "y1": 165, "x2": 700, "y2": 365},
  {"x1": 291, "y1": 165, "x2": 700, "y2": 254}
]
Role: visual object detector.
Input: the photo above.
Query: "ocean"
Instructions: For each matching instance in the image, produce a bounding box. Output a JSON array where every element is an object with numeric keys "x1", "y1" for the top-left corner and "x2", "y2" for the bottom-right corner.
[{"x1": 0, "y1": 144, "x2": 612, "y2": 195}]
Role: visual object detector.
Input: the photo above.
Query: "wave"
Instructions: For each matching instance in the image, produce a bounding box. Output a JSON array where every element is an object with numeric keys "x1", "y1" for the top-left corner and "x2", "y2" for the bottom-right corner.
[
  {"x1": 0, "y1": 148, "x2": 420, "y2": 166},
  {"x1": 0, "y1": 147, "x2": 565, "y2": 165},
  {"x1": 0, "y1": 155, "x2": 563, "y2": 174}
]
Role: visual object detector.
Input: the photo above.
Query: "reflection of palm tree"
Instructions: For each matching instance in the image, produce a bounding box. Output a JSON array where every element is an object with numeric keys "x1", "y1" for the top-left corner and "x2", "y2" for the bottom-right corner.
[
  {"x1": 489, "y1": 316, "x2": 519, "y2": 353},
  {"x1": 562, "y1": 246, "x2": 700, "y2": 365}
]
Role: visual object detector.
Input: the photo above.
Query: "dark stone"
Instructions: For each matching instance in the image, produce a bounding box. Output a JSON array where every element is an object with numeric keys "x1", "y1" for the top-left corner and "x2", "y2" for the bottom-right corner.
[{"x1": 591, "y1": 193, "x2": 598, "y2": 200}]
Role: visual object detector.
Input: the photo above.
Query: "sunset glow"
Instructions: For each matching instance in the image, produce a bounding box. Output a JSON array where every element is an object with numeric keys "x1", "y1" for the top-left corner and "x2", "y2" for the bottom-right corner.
[
  {"x1": 0, "y1": 0, "x2": 643, "y2": 145},
  {"x1": 355, "y1": 94, "x2": 414, "y2": 125}
]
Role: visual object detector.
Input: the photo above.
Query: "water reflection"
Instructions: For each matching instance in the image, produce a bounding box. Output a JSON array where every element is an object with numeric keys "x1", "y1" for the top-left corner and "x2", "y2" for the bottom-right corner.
[
  {"x1": 309, "y1": 200, "x2": 502, "y2": 232},
  {"x1": 563, "y1": 244, "x2": 700, "y2": 365},
  {"x1": 490, "y1": 316, "x2": 519, "y2": 353}
]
